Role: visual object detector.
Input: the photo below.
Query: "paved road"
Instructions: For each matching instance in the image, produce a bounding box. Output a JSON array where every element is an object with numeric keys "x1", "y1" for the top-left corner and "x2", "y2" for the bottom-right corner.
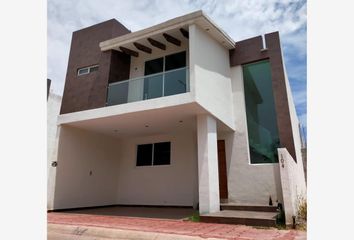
[{"x1": 48, "y1": 212, "x2": 306, "y2": 240}]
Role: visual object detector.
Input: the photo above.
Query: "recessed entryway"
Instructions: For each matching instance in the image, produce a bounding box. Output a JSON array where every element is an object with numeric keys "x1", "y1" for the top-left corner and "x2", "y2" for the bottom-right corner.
[{"x1": 217, "y1": 140, "x2": 228, "y2": 202}]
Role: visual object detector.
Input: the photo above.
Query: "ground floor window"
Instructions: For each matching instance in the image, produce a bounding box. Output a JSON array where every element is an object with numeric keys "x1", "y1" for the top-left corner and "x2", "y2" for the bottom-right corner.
[
  {"x1": 243, "y1": 60, "x2": 280, "y2": 164},
  {"x1": 136, "y1": 142, "x2": 171, "y2": 166}
]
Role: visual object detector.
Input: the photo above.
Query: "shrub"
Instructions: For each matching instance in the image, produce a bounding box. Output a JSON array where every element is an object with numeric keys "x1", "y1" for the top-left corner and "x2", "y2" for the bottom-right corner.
[{"x1": 296, "y1": 195, "x2": 307, "y2": 230}]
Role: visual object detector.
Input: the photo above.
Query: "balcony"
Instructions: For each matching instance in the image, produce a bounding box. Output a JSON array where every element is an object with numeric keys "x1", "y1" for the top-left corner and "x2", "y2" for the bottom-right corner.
[{"x1": 107, "y1": 67, "x2": 189, "y2": 106}]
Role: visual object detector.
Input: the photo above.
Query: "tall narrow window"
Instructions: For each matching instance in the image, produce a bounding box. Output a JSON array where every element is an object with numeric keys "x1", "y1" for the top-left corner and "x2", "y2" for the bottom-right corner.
[{"x1": 243, "y1": 60, "x2": 280, "y2": 164}]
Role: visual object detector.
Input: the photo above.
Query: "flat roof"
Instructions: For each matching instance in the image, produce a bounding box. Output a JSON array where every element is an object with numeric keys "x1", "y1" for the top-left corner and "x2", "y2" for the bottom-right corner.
[{"x1": 99, "y1": 10, "x2": 236, "y2": 51}]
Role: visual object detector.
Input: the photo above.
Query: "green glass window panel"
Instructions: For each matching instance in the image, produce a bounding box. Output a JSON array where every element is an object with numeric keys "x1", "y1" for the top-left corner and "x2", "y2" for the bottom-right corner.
[
  {"x1": 107, "y1": 81, "x2": 128, "y2": 105},
  {"x1": 143, "y1": 75, "x2": 163, "y2": 100},
  {"x1": 243, "y1": 60, "x2": 280, "y2": 164},
  {"x1": 164, "y1": 68, "x2": 187, "y2": 96}
]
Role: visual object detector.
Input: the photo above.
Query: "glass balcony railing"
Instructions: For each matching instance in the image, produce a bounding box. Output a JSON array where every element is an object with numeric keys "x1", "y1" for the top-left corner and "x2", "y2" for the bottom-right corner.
[{"x1": 107, "y1": 67, "x2": 189, "y2": 106}]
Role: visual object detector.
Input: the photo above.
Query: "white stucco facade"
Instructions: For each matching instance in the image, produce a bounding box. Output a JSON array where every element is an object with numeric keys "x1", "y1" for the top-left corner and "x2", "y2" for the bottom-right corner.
[
  {"x1": 189, "y1": 24, "x2": 234, "y2": 130},
  {"x1": 53, "y1": 125, "x2": 199, "y2": 210},
  {"x1": 278, "y1": 148, "x2": 307, "y2": 224},
  {"x1": 197, "y1": 114, "x2": 220, "y2": 213},
  {"x1": 217, "y1": 66, "x2": 283, "y2": 206},
  {"x1": 53, "y1": 126, "x2": 121, "y2": 209},
  {"x1": 116, "y1": 132, "x2": 198, "y2": 207},
  {"x1": 47, "y1": 92, "x2": 62, "y2": 209},
  {"x1": 49, "y1": 11, "x2": 306, "y2": 220}
]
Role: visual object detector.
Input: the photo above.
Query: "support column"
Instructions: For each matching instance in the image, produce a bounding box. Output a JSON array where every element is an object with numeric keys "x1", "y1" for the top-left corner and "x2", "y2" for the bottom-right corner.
[{"x1": 197, "y1": 114, "x2": 220, "y2": 214}]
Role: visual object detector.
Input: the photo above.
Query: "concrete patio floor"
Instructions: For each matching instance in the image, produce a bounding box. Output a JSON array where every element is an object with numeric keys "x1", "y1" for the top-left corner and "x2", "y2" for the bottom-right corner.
[
  {"x1": 58, "y1": 206, "x2": 195, "y2": 219},
  {"x1": 48, "y1": 212, "x2": 306, "y2": 240}
]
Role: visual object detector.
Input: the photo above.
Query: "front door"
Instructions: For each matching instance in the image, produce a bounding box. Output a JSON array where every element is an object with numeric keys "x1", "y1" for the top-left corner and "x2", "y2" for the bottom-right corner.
[{"x1": 217, "y1": 140, "x2": 228, "y2": 201}]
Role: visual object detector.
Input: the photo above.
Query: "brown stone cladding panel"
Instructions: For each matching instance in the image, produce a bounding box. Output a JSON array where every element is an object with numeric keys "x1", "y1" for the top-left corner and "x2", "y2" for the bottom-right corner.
[
  {"x1": 229, "y1": 32, "x2": 297, "y2": 161},
  {"x1": 108, "y1": 50, "x2": 131, "y2": 84},
  {"x1": 60, "y1": 19, "x2": 131, "y2": 114},
  {"x1": 229, "y1": 36, "x2": 268, "y2": 66}
]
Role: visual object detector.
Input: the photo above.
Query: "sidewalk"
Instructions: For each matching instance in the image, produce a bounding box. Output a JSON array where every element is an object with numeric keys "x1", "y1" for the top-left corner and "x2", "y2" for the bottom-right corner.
[{"x1": 48, "y1": 212, "x2": 306, "y2": 240}]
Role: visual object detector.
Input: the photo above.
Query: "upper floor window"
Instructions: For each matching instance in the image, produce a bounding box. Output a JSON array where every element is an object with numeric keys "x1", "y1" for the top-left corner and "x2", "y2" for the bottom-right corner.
[
  {"x1": 77, "y1": 65, "x2": 99, "y2": 76},
  {"x1": 144, "y1": 51, "x2": 186, "y2": 75}
]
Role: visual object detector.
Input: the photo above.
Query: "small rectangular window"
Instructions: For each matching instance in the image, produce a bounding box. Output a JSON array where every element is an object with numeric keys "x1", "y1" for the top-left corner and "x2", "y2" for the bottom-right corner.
[
  {"x1": 136, "y1": 142, "x2": 171, "y2": 166},
  {"x1": 78, "y1": 68, "x2": 89, "y2": 76},
  {"x1": 77, "y1": 65, "x2": 99, "y2": 76},
  {"x1": 136, "y1": 144, "x2": 153, "y2": 166},
  {"x1": 90, "y1": 66, "x2": 99, "y2": 72}
]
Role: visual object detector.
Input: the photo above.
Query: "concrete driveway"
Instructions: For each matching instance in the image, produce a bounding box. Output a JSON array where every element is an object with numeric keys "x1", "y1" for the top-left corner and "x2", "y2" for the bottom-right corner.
[{"x1": 48, "y1": 212, "x2": 306, "y2": 240}]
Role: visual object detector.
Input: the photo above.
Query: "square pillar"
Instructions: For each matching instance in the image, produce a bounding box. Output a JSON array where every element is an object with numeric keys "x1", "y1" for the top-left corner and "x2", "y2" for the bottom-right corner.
[{"x1": 197, "y1": 114, "x2": 220, "y2": 214}]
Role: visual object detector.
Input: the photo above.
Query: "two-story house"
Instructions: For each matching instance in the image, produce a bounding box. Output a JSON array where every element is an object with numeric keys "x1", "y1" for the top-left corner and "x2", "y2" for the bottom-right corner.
[{"x1": 48, "y1": 11, "x2": 306, "y2": 226}]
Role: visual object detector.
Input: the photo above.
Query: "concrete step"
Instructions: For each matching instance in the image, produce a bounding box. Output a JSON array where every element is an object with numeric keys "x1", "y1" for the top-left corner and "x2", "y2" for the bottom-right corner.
[
  {"x1": 220, "y1": 203, "x2": 278, "y2": 212},
  {"x1": 200, "y1": 210, "x2": 277, "y2": 227}
]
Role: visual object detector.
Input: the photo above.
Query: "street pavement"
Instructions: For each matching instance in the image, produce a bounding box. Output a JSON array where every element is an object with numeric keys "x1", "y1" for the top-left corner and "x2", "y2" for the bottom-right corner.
[{"x1": 48, "y1": 212, "x2": 306, "y2": 240}]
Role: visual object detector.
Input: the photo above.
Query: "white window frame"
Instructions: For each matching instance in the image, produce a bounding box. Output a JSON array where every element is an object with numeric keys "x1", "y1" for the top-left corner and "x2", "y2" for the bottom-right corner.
[{"x1": 77, "y1": 65, "x2": 99, "y2": 76}]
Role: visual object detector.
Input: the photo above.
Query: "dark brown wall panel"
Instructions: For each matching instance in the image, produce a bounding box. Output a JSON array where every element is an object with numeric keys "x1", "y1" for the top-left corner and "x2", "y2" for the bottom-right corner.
[
  {"x1": 60, "y1": 19, "x2": 131, "y2": 114},
  {"x1": 109, "y1": 50, "x2": 131, "y2": 84},
  {"x1": 230, "y1": 32, "x2": 297, "y2": 161}
]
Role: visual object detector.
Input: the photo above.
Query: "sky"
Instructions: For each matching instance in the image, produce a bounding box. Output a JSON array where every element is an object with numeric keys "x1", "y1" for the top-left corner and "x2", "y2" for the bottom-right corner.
[{"x1": 47, "y1": 0, "x2": 307, "y2": 138}]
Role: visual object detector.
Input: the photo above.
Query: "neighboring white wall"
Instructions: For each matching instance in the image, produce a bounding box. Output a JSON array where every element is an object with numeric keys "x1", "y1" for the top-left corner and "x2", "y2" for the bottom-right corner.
[
  {"x1": 47, "y1": 92, "x2": 62, "y2": 209},
  {"x1": 221, "y1": 66, "x2": 283, "y2": 205},
  {"x1": 283, "y1": 56, "x2": 306, "y2": 183},
  {"x1": 278, "y1": 148, "x2": 307, "y2": 224},
  {"x1": 189, "y1": 24, "x2": 235, "y2": 130},
  {"x1": 116, "y1": 132, "x2": 198, "y2": 207},
  {"x1": 53, "y1": 126, "x2": 121, "y2": 209}
]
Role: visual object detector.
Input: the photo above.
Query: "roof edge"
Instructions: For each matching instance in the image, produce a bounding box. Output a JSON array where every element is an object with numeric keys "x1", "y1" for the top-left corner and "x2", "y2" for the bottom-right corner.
[{"x1": 99, "y1": 10, "x2": 235, "y2": 51}]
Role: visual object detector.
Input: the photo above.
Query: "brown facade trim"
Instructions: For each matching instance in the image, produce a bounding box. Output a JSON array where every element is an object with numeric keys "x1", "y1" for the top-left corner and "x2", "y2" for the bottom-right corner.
[
  {"x1": 60, "y1": 19, "x2": 131, "y2": 114},
  {"x1": 229, "y1": 32, "x2": 297, "y2": 161}
]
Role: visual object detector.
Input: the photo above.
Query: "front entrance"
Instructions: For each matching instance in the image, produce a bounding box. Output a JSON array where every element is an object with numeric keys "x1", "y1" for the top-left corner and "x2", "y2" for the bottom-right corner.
[{"x1": 217, "y1": 140, "x2": 228, "y2": 202}]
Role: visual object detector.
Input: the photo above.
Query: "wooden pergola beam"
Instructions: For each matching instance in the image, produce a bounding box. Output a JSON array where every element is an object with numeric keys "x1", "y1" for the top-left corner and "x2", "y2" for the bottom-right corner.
[
  {"x1": 133, "y1": 42, "x2": 152, "y2": 54},
  {"x1": 163, "y1": 33, "x2": 181, "y2": 46},
  {"x1": 147, "y1": 37, "x2": 166, "y2": 50},
  {"x1": 179, "y1": 28, "x2": 189, "y2": 39},
  {"x1": 119, "y1": 46, "x2": 139, "y2": 57}
]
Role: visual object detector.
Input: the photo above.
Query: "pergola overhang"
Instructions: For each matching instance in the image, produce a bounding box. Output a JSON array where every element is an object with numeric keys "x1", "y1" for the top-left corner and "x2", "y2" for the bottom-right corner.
[{"x1": 99, "y1": 10, "x2": 235, "y2": 56}]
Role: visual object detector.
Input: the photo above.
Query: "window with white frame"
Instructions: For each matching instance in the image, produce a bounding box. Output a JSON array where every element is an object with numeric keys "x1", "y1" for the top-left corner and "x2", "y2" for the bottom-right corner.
[
  {"x1": 77, "y1": 65, "x2": 99, "y2": 76},
  {"x1": 136, "y1": 142, "x2": 171, "y2": 166}
]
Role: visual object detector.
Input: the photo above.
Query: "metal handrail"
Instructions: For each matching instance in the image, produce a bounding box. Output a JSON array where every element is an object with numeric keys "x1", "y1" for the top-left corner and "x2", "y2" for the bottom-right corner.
[{"x1": 108, "y1": 66, "x2": 188, "y2": 86}]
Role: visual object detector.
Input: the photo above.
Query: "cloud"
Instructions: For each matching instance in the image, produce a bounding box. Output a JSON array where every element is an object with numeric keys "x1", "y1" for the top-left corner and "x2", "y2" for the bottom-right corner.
[{"x1": 47, "y1": 0, "x2": 307, "y2": 134}]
